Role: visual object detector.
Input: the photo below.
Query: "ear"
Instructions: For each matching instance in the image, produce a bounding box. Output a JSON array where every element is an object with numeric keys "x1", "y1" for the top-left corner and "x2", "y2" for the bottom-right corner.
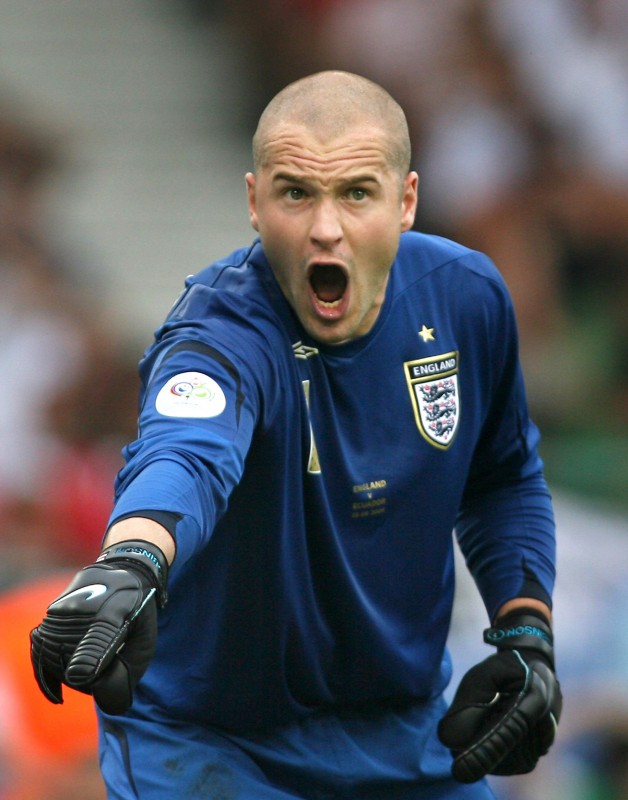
[
  {"x1": 400, "y1": 171, "x2": 419, "y2": 232},
  {"x1": 245, "y1": 172, "x2": 259, "y2": 232}
]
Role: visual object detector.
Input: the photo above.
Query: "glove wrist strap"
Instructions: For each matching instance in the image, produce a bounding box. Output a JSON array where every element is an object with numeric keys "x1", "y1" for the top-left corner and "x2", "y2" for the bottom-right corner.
[
  {"x1": 484, "y1": 610, "x2": 554, "y2": 667},
  {"x1": 97, "y1": 540, "x2": 169, "y2": 606}
]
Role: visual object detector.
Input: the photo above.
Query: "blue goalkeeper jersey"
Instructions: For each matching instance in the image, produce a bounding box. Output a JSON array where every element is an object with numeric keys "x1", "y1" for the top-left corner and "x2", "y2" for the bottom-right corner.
[{"x1": 110, "y1": 231, "x2": 556, "y2": 732}]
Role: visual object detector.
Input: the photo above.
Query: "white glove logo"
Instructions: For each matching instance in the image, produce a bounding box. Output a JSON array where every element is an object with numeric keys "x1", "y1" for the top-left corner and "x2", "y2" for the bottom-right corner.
[{"x1": 48, "y1": 584, "x2": 108, "y2": 607}]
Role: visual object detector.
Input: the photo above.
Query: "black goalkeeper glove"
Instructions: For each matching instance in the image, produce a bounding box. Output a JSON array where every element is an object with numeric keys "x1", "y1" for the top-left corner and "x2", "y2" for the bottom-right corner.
[
  {"x1": 438, "y1": 608, "x2": 562, "y2": 784},
  {"x1": 30, "y1": 540, "x2": 168, "y2": 716}
]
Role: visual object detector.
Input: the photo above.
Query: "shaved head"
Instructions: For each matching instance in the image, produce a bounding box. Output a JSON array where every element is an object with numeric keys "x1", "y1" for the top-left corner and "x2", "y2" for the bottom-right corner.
[{"x1": 252, "y1": 71, "x2": 411, "y2": 179}]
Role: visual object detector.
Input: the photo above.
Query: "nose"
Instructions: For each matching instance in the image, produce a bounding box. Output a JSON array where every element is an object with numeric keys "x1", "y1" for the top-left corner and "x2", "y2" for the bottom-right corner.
[{"x1": 309, "y1": 199, "x2": 343, "y2": 249}]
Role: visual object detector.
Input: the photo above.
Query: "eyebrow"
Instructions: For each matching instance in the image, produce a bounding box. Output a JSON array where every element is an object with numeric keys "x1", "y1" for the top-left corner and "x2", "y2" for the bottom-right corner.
[
  {"x1": 339, "y1": 174, "x2": 381, "y2": 187},
  {"x1": 272, "y1": 171, "x2": 381, "y2": 186},
  {"x1": 272, "y1": 172, "x2": 304, "y2": 184}
]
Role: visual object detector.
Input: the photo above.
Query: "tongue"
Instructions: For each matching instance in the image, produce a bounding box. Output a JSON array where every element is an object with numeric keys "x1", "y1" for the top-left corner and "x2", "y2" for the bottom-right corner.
[{"x1": 311, "y1": 264, "x2": 346, "y2": 302}]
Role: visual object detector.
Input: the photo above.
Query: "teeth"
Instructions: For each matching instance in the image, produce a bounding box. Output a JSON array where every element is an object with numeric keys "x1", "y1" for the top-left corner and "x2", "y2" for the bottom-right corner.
[{"x1": 319, "y1": 298, "x2": 342, "y2": 308}]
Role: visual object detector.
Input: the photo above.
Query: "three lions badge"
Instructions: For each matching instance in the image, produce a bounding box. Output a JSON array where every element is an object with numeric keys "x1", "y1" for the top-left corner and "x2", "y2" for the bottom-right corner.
[{"x1": 404, "y1": 351, "x2": 460, "y2": 449}]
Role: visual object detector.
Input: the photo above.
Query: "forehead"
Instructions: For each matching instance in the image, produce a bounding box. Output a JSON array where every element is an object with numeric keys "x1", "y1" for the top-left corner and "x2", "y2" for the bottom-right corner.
[{"x1": 259, "y1": 122, "x2": 395, "y2": 179}]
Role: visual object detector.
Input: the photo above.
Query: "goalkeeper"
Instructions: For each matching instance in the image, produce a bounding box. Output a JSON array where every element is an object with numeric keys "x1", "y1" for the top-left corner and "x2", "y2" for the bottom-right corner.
[{"x1": 31, "y1": 70, "x2": 561, "y2": 799}]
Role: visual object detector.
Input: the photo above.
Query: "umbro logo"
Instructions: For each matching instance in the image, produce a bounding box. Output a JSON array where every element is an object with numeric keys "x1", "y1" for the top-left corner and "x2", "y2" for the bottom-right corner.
[{"x1": 292, "y1": 341, "x2": 320, "y2": 360}]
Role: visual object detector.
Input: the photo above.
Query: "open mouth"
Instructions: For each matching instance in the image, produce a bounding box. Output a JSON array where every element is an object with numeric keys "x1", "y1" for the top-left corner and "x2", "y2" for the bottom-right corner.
[{"x1": 308, "y1": 263, "x2": 348, "y2": 311}]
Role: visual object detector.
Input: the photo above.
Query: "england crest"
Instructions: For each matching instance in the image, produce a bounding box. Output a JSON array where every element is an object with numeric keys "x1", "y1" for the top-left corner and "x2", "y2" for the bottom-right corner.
[{"x1": 403, "y1": 351, "x2": 460, "y2": 449}]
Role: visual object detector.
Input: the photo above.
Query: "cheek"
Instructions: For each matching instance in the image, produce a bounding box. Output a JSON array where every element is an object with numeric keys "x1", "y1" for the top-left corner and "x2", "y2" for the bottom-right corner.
[
  {"x1": 262, "y1": 226, "x2": 294, "y2": 266},
  {"x1": 258, "y1": 206, "x2": 295, "y2": 247},
  {"x1": 259, "y1": 232, "x2": 300, "y2": 297},
  {"x1": 260, "y1": 212, "x2": 307, "y2": 271},
  {"x1": 354, "y1": 228, "x2": 399, "y2": 295},
  {"x1": 362, "y1": 224, "x2": 399, "y2": 271}
]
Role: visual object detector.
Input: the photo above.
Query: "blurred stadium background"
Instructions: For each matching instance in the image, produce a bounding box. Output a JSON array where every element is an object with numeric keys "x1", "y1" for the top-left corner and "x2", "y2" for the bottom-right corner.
[{"x1": 0, "y1": 1, "x2": 626, "y2": 798}]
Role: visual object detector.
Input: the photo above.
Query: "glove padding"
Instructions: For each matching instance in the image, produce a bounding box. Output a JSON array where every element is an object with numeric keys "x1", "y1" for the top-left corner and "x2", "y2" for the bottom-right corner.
[
  {"x1": 438, "y1": 610, "x2": 562, "y2": 783},
  {"x1": 30, "y1": 540, "x2": 168, "y2": 715}
]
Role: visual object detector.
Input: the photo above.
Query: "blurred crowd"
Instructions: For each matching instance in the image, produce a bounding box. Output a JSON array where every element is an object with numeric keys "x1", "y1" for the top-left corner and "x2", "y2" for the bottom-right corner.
[
  {"x1": 0, "y1": 108, "x2": 140, "y2": 589},
  {"x1": 1, "y1": 0, "x2": 627, "y2": 797},
  {"x1": 218, "y1": 0, "x2": 628, "y2": 436},
  {"x1": 0, "y1": 100, "x2": 138, "y2": 799}
]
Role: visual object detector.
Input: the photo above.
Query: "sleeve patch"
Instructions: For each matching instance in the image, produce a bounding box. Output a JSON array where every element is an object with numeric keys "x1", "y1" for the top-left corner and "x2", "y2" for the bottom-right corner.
[{"x1": 155, "y1": 372, "x2": 227, "y2": 418}]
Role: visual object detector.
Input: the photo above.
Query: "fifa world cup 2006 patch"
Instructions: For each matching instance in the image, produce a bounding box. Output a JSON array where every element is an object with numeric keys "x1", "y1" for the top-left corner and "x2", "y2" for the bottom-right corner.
[
  {"x1": 155, "y1": 371, "x2": 226, "y2": 418},
  {"x1": 403, "y1": 352, "x2": 460, "y2": 449}
]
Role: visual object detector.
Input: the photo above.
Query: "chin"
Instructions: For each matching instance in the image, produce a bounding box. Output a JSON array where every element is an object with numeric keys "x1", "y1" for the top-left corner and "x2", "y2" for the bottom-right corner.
[{"x1": 308, "y1": 326, "x2": 352, "y2": 346}]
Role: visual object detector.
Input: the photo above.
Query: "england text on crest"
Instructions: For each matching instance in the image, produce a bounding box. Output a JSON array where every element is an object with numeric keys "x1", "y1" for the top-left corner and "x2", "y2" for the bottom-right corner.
[{"x1": 403, "y1": 351, "x2": 460, "y2": 449}]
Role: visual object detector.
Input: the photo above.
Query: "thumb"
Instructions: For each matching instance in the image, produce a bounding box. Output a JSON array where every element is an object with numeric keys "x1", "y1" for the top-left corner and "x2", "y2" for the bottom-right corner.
[
  {"x1": 439, "y1": 697, "x2": 505, "y2": 749},
  {"x1": 92, "y1": 657, "x2": 135, "y2": 715},
  {"x1": 89, "y1": 593, "x2": 158, "y2": 715}
]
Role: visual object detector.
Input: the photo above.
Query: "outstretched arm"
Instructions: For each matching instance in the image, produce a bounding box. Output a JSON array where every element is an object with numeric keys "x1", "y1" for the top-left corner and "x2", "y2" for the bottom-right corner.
[
  {"x1": 30, "y1": 516, "x2": 176, "y2": 715},
  {"x1": 103, "y1": 516, "x2": 176, "y2": 565}
]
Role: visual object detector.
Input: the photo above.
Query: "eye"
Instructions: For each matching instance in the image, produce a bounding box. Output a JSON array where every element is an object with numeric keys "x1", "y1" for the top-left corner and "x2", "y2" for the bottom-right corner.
[
  {"x1": 348, "y1": 187, "x2": 368, "y2": 201},
  {"x1": 286, "y1": 186, "x2": 306, "y2": 201}
]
